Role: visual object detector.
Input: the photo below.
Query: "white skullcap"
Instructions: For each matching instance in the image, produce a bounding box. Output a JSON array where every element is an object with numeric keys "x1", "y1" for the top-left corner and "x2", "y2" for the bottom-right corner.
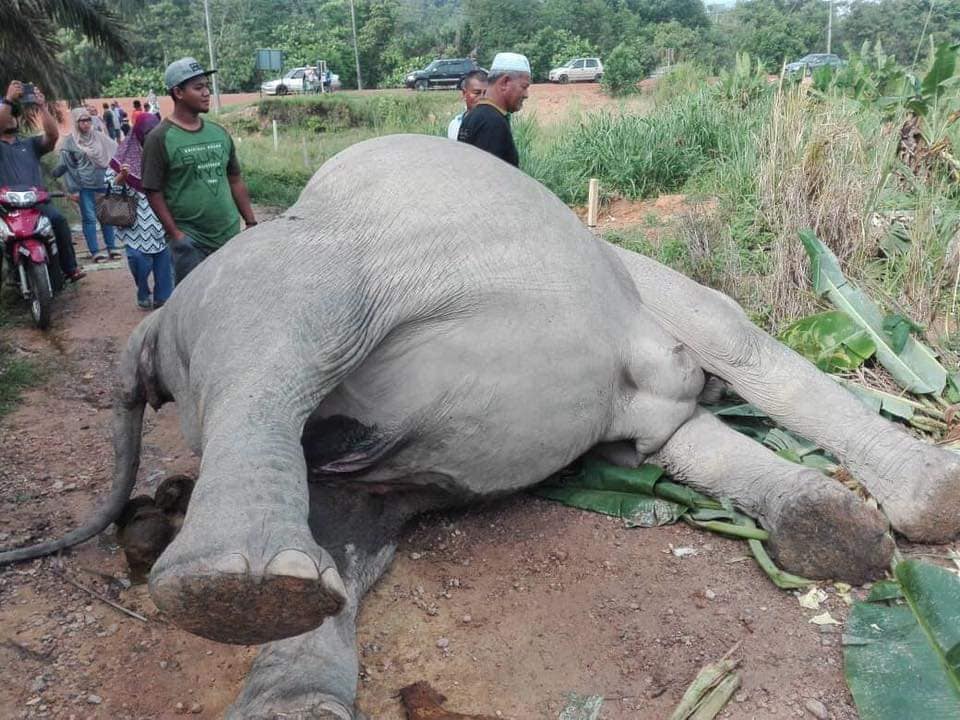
[{"x1": 490, "y1": 52, "x2": 531, "y2": 75}]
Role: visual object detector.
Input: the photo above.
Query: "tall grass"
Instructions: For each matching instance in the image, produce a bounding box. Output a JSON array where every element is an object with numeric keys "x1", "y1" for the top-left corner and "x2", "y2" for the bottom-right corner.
[
  {"x1": 521, "y1": 90, "x2": 760, "y2": 204},
  {"x1": 756, "y1": 88, "x2": 882, "y2": 327}
]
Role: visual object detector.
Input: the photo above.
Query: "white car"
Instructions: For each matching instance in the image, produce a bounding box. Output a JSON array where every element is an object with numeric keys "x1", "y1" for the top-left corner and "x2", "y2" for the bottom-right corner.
[
  {"x1": 548, "y1": 58, "x2": 603, "y2": 84},
  {"x1": 260, "y1": 67, "x2": 341, "y2": 95}
]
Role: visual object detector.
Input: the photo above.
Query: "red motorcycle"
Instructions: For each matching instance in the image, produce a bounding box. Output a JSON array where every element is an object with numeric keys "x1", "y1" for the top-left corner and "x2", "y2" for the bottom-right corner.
[{"x1": 0, "y1": 184, "x2": 64, "y2": 329}]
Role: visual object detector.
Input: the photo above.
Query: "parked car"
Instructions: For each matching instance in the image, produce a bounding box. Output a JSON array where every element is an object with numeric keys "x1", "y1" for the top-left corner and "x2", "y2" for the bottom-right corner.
[
  {"x1": 548, "y1": 58, "x2": 604, "y2": 84},
  {"x1": 260, "y1": 67, "x2": 341, "y2": 95},
  {"x1": 405, "y1": 58, "x2": 483, "y2": 90},
  {"x1": 784, "y1": 53, "x2": 845, "y2": 75}
]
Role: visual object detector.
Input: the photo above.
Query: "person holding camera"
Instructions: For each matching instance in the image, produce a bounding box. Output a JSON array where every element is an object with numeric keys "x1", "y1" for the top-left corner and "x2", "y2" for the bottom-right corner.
[{"x1": 0, "y1": 80, "x2": 85, "y2": 282}]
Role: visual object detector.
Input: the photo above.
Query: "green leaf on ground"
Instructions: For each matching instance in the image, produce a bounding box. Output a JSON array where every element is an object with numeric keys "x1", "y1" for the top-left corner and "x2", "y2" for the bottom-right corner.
[
  {"x1": 882, "y1": 313, "x2": 924, "y2": 354},
  {"x1": 535, "y1": 486, "x2": 687, "y2": 527},
  {"x1": 844, "y1": 560, "x2": 960, "y2": 719},
  {"x1": 534, "y1": 460, "x2": 687, "y2": 527},
  {"x1": 780, "y1": 310, "x2": 877, "y2": 372},
  {"x1": 800, "y1": 229, "x2": 947, "y2": 394},
  {"x1": 837, "y1": 379, "x2": 918, "y2": 421}
]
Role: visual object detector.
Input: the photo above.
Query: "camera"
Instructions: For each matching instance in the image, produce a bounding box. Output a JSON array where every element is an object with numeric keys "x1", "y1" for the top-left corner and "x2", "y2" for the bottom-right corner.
[{"x1": 20, "y1": 83, "x2": 37, "y2": 105}]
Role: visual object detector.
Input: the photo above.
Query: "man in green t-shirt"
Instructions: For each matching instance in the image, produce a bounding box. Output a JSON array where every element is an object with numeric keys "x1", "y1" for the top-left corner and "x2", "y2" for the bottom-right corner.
[{"x1": 142, "y1": 57, "x2": 257, "y2": 284}]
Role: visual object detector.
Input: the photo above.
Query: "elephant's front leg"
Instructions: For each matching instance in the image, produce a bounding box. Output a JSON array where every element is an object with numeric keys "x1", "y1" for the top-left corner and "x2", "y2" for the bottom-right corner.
[
  {"x1": 227, "y1": 486, "x2": 444, "y2": 720},
  {"x1": 652, "y1": 409, "x2": 894, "y2": 583},
  {"x1": 613, "y1": 246, "x2": 960, "y2": 543}
]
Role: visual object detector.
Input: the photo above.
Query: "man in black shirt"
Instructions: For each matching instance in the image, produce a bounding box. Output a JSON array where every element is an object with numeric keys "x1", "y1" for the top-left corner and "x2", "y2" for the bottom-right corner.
[
  {"x1": 0, "y1": 81, "x2": 84, "y2": 282},
  {"x1": 457, "y1": 52, "x2": 531, "y2": 167}
]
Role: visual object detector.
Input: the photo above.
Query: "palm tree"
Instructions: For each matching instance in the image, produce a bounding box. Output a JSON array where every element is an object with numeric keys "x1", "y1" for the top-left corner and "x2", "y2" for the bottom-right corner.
[{"x1": 0, "y1": 0, "x2": 130, "y2": 100}]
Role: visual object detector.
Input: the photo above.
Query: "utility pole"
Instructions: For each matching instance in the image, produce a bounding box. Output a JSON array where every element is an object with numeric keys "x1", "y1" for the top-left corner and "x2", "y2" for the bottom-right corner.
[
  {"x1": 349, "y1": 0, "x2": 363, "y2": 90},
  {"x1": 826, "y1": 0, "x2": 834, "y2": 54},
  {"x1": 203, "y1": 0, "x2": 221, "y2": 112}
]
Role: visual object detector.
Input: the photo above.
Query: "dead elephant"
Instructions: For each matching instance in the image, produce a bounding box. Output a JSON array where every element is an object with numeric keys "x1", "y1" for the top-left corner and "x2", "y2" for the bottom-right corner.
[{"x1": 2, "y1": 135, "x2": 958, "y2": 719}]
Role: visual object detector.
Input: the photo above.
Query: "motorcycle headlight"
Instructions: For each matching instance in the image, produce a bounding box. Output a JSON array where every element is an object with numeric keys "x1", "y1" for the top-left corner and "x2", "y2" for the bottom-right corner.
[
  {"x1": 34, "y1": 215, "x2": 53, "y2": 237},
  {"x1": 0, "y1": 190, "x2": 38, "y2": 207}
]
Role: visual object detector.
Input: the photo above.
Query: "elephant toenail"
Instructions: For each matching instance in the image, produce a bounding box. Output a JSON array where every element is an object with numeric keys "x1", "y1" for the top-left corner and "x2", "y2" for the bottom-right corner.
[
  {"x1": 214, "y1": 553, "x2": 250, "y2": 575},
  {"x1": 320, "y1": 566, "x2": 347, "y2": 602},
  {"x1": 265, "y1": 549, "x2": 320, "y2": 580}
]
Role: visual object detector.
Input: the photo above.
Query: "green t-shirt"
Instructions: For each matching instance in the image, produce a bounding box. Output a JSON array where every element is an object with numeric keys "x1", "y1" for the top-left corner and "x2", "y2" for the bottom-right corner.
[{"x1": 141, "y1": 118, "x2": 242, "y2": 251}]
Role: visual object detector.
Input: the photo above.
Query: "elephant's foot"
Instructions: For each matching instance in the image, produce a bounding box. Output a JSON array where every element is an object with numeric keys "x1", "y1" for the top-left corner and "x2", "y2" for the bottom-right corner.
[
  {"x1": 763, "y1": 479, "x2": 894, "y2": 584},
  {"x1": 226, "y1": 691, "x2": 359, "y2": 720},
  {"x1": 852, "y1": 440, "x2": 960, "y2": 543},
  {"x1": 149, "y1": 515, "x2": 347, "y2": 644}
]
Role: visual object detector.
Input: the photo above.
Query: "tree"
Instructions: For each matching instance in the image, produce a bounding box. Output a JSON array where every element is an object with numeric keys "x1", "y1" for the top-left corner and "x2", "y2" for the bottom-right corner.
[
  {"x1": 516, "y1": 28, "x2": 597, "y2": 80},
  {"x1": 722, "y1": 0, "x2": 829, "y2": 71},
  {"x1": 1, "y1": 0, "x2": 130, "y2": 99},
  {"x1": 843, "y1": 0, "x2": 960, "y2": 67},
  {"x1": 602, "y1": 40, "x2": 656, "y2": 95},
  {"x1": 463, "y1": 0, "x2": 541, "y2": 61}
]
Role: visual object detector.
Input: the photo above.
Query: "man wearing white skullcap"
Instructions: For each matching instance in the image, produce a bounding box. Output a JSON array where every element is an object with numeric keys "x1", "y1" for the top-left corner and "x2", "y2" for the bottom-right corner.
[{"x1": 456, "y1": 52, "x2": 531, "y2": 167}]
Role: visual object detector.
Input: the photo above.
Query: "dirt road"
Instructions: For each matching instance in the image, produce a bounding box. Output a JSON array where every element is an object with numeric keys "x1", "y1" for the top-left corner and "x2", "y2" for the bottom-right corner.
[{"x1": 1, "y1": 222, "x2": 861, "y2": 719}]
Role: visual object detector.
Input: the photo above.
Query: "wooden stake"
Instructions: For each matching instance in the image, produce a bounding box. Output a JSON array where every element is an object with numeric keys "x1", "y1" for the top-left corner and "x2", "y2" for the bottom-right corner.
[
  {"x1": 272, "y1": 119, "x2": 279, "y2": 152},
  {"x1": 587, "y1": 178, "x2": 599, "y2": 228},
  {"x1": 301, "y1": 136, "x2": 310, "y2": 168}
]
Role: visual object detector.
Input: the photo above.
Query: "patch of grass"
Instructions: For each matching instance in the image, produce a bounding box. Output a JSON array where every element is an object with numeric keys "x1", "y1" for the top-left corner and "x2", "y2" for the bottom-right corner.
[{"x1": 0, "y1": 345, "x2": 44, "y2": 419}]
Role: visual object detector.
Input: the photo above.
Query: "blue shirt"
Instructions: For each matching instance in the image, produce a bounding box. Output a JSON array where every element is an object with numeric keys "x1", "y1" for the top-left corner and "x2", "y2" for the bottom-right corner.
[{"x1": 0, "y1": 135, "x2": 45, "y2": 188}]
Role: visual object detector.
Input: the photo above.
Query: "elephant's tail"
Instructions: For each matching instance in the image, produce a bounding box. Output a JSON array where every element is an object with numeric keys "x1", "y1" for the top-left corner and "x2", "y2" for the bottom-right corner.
[{"x1": 0, "y1": 313, "x2": 160, "y2": 566}]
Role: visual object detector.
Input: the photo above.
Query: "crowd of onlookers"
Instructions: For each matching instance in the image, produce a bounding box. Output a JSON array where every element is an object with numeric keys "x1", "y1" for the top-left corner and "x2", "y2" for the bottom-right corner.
[{"x1": 1, "y1": 61, "x2": 255, "y2": 311}]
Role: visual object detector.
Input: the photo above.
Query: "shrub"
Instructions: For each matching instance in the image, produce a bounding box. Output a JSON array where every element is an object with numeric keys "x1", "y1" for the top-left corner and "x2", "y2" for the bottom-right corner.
[
  {"x1": 601, "y1": 42, "x2": 656, "y2": 96},
  {"x1": 716, "y1": 52, "x2": 771, "y2": 108},
  {"x1": 102, "y1": 65, "x2": 165, "y2": 98},
  {"x1": 653, "y1": 63, "x2": 709, "y2": 105}
]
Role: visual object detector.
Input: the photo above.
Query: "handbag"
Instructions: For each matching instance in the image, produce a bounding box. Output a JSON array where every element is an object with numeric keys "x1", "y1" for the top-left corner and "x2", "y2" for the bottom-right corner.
[{"x1": 95, "y1": 187, "x2": 137, "y2": 228}]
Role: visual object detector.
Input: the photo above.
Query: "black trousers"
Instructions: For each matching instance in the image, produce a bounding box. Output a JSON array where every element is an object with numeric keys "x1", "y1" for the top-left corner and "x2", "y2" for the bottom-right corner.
[
  {"x1": 37, "y1": 202, "x2": 79, "y2": 274},
  {"x1": 170, "y1": 235, "x2": 214, "y2": 286}
]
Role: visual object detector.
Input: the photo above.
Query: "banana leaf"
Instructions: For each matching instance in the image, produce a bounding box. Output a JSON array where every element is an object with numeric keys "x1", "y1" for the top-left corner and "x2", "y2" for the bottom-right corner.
[
  {"x1": 779, "y1": 310, "x2": 876, "y2": 372},
  {"x1": 534, "y1": 460, "x2": 688, "y2": 527},
  {"x1": 837, "y1": 378, "x2": 917, "y2": 421},
  {"x1": 535, "y1": 486, "x2": 687, "y2": 527},
  {"x1": 882, "y1": 313, "x2": 923, "y2": 354},
  {"x1": 844, "y1": 560, "x2": 960, "y2": 719},
  {"x1": 801, "y1": 229, "x2": 947, "y2": 395}
]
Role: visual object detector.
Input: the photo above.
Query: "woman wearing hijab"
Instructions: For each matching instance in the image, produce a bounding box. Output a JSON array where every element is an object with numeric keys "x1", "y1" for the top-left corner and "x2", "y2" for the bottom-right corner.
[
  {"x1": 52, "y1": 107, "x2": 120, "y2": 261},
  {"x1": 105, "y1": 114, "x2": 172, "y2": 310}
]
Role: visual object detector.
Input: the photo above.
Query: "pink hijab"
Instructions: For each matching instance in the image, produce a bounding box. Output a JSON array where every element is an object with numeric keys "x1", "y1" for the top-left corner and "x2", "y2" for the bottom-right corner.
[{"x1": 109, "y1": 114, "x2": 160, "y2": 192}]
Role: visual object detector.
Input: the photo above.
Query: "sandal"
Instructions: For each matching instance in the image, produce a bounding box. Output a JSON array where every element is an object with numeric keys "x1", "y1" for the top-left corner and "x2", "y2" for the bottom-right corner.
[
  {"x1": 109, "y1": 250, "x2": 123, "y2": 260},
  {"x1": 66, "y1": 268, "x2": 87, "y2": 282},
  {"x1": 92, "y1": 253, "x2": 108, "y2": 264}
]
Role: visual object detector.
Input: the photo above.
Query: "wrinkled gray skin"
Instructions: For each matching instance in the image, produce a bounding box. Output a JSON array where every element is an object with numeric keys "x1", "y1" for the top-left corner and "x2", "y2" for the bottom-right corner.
[{"x1": 3, "y1": 135, "x2": 959, "y2": 719}]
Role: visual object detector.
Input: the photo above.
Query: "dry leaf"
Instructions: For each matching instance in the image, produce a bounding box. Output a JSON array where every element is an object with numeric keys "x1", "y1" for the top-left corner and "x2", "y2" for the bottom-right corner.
[{"x1": 809, "y1": 612, "x2": 841, "y2": 626}]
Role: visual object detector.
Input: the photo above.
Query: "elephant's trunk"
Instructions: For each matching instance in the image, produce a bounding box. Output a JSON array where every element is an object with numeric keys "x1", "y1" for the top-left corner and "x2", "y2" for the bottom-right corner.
[{"x1": 0, "y1": 314, "x2": 158, "y2": 566}]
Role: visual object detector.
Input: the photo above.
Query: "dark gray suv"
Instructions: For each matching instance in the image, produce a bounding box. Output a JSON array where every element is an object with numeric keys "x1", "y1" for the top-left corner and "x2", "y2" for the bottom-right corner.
[{"x1": 405, "y1": 58, "x2": 482, "y2": 90}]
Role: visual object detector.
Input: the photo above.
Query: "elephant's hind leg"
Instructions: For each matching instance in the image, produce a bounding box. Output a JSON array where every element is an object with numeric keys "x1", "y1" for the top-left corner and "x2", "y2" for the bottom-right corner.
[{"x1": 652, "y1": 409, "x2": 894, "y2": 583}]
